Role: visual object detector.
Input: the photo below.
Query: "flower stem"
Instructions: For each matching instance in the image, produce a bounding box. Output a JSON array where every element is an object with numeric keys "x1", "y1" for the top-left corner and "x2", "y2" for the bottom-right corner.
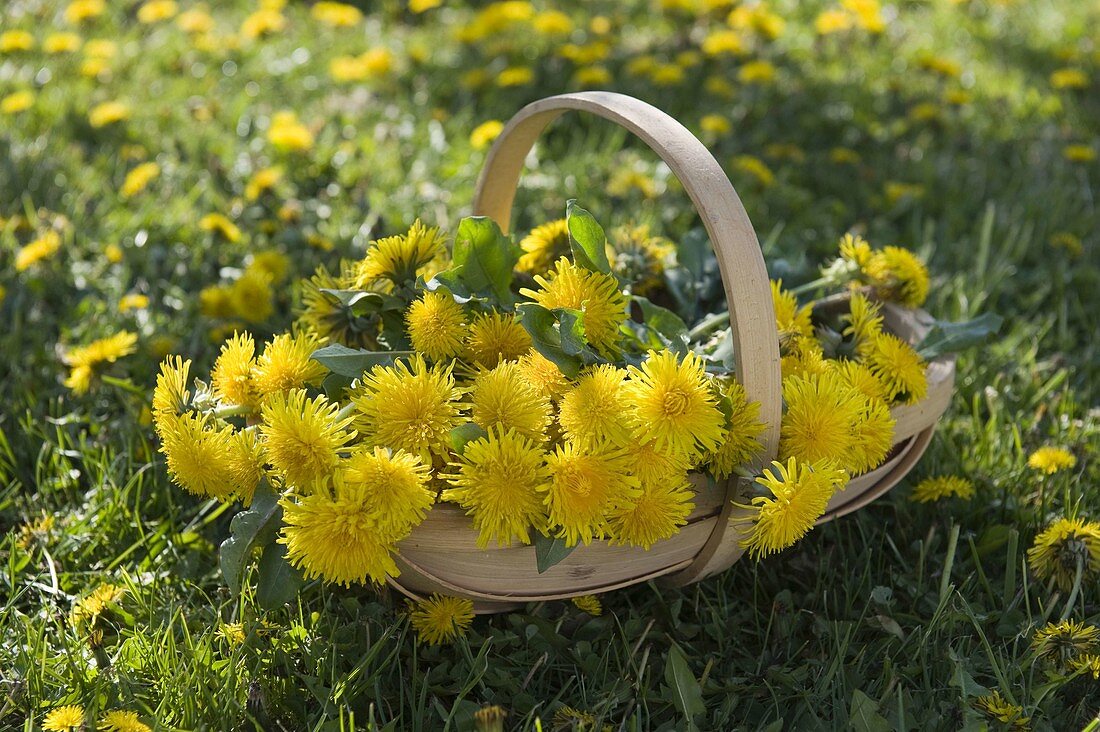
[{"x1": 1059, "y1": 555, "x2": 1084, "y2": 621}]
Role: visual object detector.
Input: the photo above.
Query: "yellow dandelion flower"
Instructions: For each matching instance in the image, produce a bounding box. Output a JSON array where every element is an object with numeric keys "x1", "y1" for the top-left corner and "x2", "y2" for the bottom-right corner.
[
  {"x1": 1064, "y1": 144, "x2": 1096, "y2": 163},
  {"x1": 571, "y1": 595, "x2": 602, "y2": 615},
  {"x1": 43, "y1": 705, "x2": 85, "y2": 732},
  {"x1": 227, "y1": 429, "x2": 264, "y2": 504},
  {"x1": 267, "y1": 110, "x2": 312, "y2": 151},
  {"x1": 0, "y1": 30, "x2": 35, "y2": 53},
  {"x1": 245, "y1": 166, "x2": 282, "y2": 200},
  {"x1": 355, "y1": 220, "x2": 447, "y2": 287},
  {"x1": 470, "y1": 361, "x2": 551, "y2": 442},
  {"x1": 137, "y1": 0, "x2": 177, "y2": 24},
  {"x1": 521, "y1": 258, "x2": 628, "y2": 357},
  {"x1": 260, "y1": 389, "x2": 355, "y2": 490},
  {"x1": 100, "y1": 709, "x2": 152, "y2": 732},
  {"x1": 626, "y1": 350, "x2": 725, "y2": 459},
  {"x1": 779, "y1": 372, "x2": 861, "y2": 466},
  {"x1": 707, "y1": 379, "x2": 766, "y2": 479},
  {"x1": 1027, "y1": 517, "x2": 1100, "y2": 591},
  {"x1": 252, "y1": 331, "x2": 328, "y2": 397},
  {"x1": 1027, "y1": 446, "x2": 1076, "y2": 474},
  {"x1": 89, "y1": 100, "x2": 131, "y2": 128},
  {"x1": 553, "y1": 706, "x2": 598, "y2": 729},
  {"x1": 1032, "y1": 620, "x2": 1099, "y2": 669},
  {"x1": 340, "y1": 447, "x2": 433, "y2": 536},
  {"x1": 211, "y1": 332, "x2": 258, "y2": 409},
  {"x1": 558, "y1": 365, "x2": 635, "y2": 449},
  {"x1": 1050, "y1": 68, "x2": 1089, "y2": 89},
  {"x1": 281, "y1": 482, "x2": 399, "y2": 587},
  {"x1": 353, "y1": 355, "x2": 464, "y2": 463},
  {"x1": 70, "y1": 582, "x2": 125, "y2": 628},
  {"x1": 63, "y1": 331, "x2": 138, "y2": 394},
  {"x1": 859, "y1": 331, "x2": 927, "y2": 405},
  {"x1": 469, "y1": 120, "x2": 504, "y2": 150},
  {"x1": 771, "y1": 280, "x2": 814, "y2": 342},
  {"x1": 626, "y1": 438, "x2": 693, "y2": 487},
  {"x1": 1073, "y1": 653, "x2": 1100, "y2": 678},
  {"x1": 2, "y1": 90, "x2": 34, "y2": 114},
  {"x1": 517, "y1": 219, "x2": 571, "y2": 275},
  {"x1": 848, "y1": 397, "x2": 895, "y2": 475},
  {"x1": 840, "y1": 238, "x2": 873, "y2": 269},
  {"x1": 408, "y1": 594, "x2": 475, "y2": 645},
  {"x1": 217, "y1": 622, "x2": 246, "y2": 646},
  {"x1": 311, "y1": 1, "x2": 362, "y2": 26},
  {"x1": 176, "y1": 7, "x2": 214, "y2": 34},
  {"x1": 911, "y1": 475, "x2": 974, "y2": 503},
  {"x1": 406, "y1": 291, "x2": 467, "y2": 362},
  {"x1": 740, "y1": 458, "x2": 849, "y2": 559},
  {"x1": 972, "y1": 692, "x2": 1029, "y2": 728},
  {"x1": 157, "y1": 413, "x2": 237, "y2": 498},
  {"x1": 16, "y1": 229, "x2": 62, "y2": 271},
  {"x1": 830, "y1": 358, "x2": 888, "y2": 402},
  {"x1": 464, "y1": 311, "x2": 531, "y2": 367},
  {"x1": 607, "y1": 478, "x2": 694, "y2": 549},
  {"x1": 864, "y1": 246, "x2": 930, "y2": 307},
  {"x1": 198, "y1": 212, "x2": 242, "y2": 242},
  {"x1": 65, "y1": 0, "x2": 105, "y2": 23},
  {"x1": 229, "y1": 268, "x2": 275, "y2": 323},
  {"x1": 151, "y1": 356, "x2": 190, "y2": 418},
  {"x1": 516, "y1": 349, "x2": 569, "y2": 400},
  {"x1": 119, "y1": 293, "x2": 148, "y2": 312},
  {"x1": 843, "y1": 291, "x2": 884, "y2": 347},
  {"x1": 444, "y1": 426, "x2": 551, "y2": 548},
  {"x1": 542, "y1": 442, "x2": 639, "y2": 546},
  {"x1": 781, "y1": 335, "x2": 830, "y2": 380}
]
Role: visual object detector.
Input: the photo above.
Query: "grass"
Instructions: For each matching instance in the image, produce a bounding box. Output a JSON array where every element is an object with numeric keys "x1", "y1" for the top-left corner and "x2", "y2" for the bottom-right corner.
[{"x1": 1, "y1": 0, "x2": 1098, "y2": 729}]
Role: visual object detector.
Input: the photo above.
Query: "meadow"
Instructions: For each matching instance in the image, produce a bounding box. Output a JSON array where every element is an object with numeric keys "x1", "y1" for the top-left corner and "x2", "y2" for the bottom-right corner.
[{"x1": 1, "y1": 0, "x2": 1098, "y2": 729}]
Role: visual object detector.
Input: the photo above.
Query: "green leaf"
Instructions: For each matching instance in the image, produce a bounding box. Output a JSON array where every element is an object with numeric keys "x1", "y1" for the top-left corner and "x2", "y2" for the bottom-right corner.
[
  {"x1": 427, "y1": 216, "x2": 519, "y2": 307},
  {"x1": 631, "y1": 296, "x2": 689, "y2": 353},
  {"x1": 254, "y1": 541, "x2": 305, "y2": 610},
  {"x1": 566, "y1": 200, "x2": 611, "y2": 274},
  {"x1": 219, "y1": 481, "x2": 282, "y2": 596},
  {"x1": 554, "y1": 308, "x2": 589, "y2": 357},
  {"x1": 849, "y1": 690, "x2": 891, "y2": 732},
  {"x1": 321, "y1": 371, "x2": 354, "y2": 399},
  {"x1": 318, "y1": 288, "x2": 405, "y2": 316},
  {"x1": 664, "y1": 644, "x2": 705, "y2": 726},
  {"x1": 517, "y1": 303, "x2": 583, "y2": 378},
  {"x1": 449, "y1": 423, "x2": 488, "y2": 455},
  {"x1": 917, "y1": 312, "x2": 1003, "y2": 360},
  {"x1": 310, "y1": 343, "x2": 414, "y2": 378},
  {"x1": 533, "y1": 533, "x2": 577, "y2": 573}
]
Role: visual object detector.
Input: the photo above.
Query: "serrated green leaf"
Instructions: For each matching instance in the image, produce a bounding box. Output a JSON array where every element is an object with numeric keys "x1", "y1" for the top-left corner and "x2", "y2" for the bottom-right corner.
[
  {"x1": 254, "y1": 541, "x2": 304, "y2": 610},
  {"x1": 517, "y1": 303, "x2": 583, "y2": 379},
  {"x1": 566, "y1": 200, "x2": 611, "y2": 274},
  {"x1": 310, "y1": 343, "x2": 413, "y2": 378},
  {"x1": 665, "y1": 644, "x2": 705, "y2": 726},
  {"x1": 533, "y1": 533, "x2": 577, "y2": 573},
  {"x1": 917, "y1": 312, "x2": 1003, "y2": 360},
  {"x1": 219, "y1": 481, "x2": 282, "y2": 596},
  {"x1": 449, "y1": 423, "x2": 489, "y2": 455}
]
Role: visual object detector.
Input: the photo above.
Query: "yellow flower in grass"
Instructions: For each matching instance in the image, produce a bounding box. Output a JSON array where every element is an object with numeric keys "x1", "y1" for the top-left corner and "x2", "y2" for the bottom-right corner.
[
  {"x1": 517, "y1": 349, "x2": 569, "y2": 400},
  {"x1": 607, "y1": 479, "x2": 694, "y2": 549},
  {"x1": 444, "y1": 427, "x2": 551, "y2": 548},
  {"x1": 211, "y1": 332, "x2": 258, "y2": 409},
  {"x1": 16, "y1": 230, "x2": 62, "y2": 271},
  {"x1": 571, "y1": 595, "x2": 602, "y2": 615},
  {"x1": 152, "y1": 356, "x2": 190, "y2": 418},
  {"x1": 1032, "y1": 620, "x2": 1099, "y2": 669},
  {"x1": 267, "y1": 111, "x2": 313, "y2": 152},
  {"x1": 1064, "y1": 144, "x2": 1096, "y2": 163},
  {"x1": 311, "y1": 1, "x2": 362, "y2": 26},
  {"x1": 100, "y1": 710, "x2": 151, "y2": 732},
  {"x1": 408, "y1": 594, "x2": 475, "y2": 645},
  {"x1": 63, "y1": 331, "x2": 138, "y2": 394},
  {"x1": 740, "y1": 458, "x2": 848, "y2": 559},
  {"x1": 406, "y1": 291, "x2": 467, "y2": 362},
  {"x1": 771, "y1": 280, "x2": 813, "y2": 342},
  {"x1": 353, "y1": 355, "x2": 464, "y2": 463},
  {"x1": 2, "y1": 90, "x2": 35, "y2": 114},
  {"x1": 542, "y1": 442, "x2": 640, "y2": 546},
  {"x1": 465, "y1": 311, "x2": 531, "y2": 367},
  {"x1": 250, "y1": 251, "x2": 290, "y2": 284},
  {"x1": 43, "y1": 706, "x2": 85, "y2": 732},
  {"x1": 517, "y1": 219, "x2": 571, "y2": 275},
  {"x1": 137, "y1": 0, "x2": 177, "y2": 24},
  {"x1": 497, "y1": 66, "x2": 534, "y2": 87},
  {"x1": 120, "y1": 162, "x2": 160, "y2": 198},
  {"x1": 558, "y1": 365, "x2": 634, "y2": 449},
  {"x1": 707, "y1": 379, "x2": 765, "y2": 479},
  {"x1": 241, "y1": 9, "x2": 286, "y2": 39},
  {"x1": 199, "y1": 213, "x2": 242, "y2": 242},
  {"x1": 252, "y1": 331, "x2": 328, "y2": 397},
  {"x1": 1027, "y1": 446, "x2": 1076, "y2": 474},
  {"x1": 864, "y1": 246, "x2": 930, "y2": 307},
  {"x1": 627, "y1": 350, "x2": 725, "y2": 459},
  {"x1": 65, "y1": 0, "x2": 105, "y2": 23},
  {"x1": 0, "y1": 31, "x2": 35, "y2": 53},
  {"x1": 89, "y1": 101, "x2": 131, "y2": 128},
  {"x1": 521, "y1": 258, "x2": 628, "y2": 358},
  {"x1": 470, "y1": 362, "x2": 551, "y2": 442},
  {"x1": 1050, "y1": 68, "x2": 1088, "y2": 89},
  {"x1": 158, "y1": 413, "x2": 238, "y2": 498},
  {"x1": 859, "y1": 332, "x2": 927, "y2": 405},
  {"x1": 355, "y1": 220, "x2": 447, "y2": 287},
  {"x1": 261, "y1": 389, "x2": 355, "y2": 490},
  {"x1": 972, "y1": 692, "x2": 1029, "y2": 729},
  {"x1": 910, "y1": 475, "x2": 974, "y2": 503},
  {"x1": 176, "y1": 7, "x2": 214, "y2": 34},
  {"x1": 410, "y1": 0, "x2": 443, "y2": 13},
  {"x1": 738, "y1": 60, "x2": 776, "y2": 85},
  {"x1": 470, "y1": 120, "x2": 504, "y2": 150},
  {"x1": 1027, "y1": 517, "x2": 1100, "y2": 591},
  {"x1": 245, "y1": 166, "x2": 282, "y2": 200}
]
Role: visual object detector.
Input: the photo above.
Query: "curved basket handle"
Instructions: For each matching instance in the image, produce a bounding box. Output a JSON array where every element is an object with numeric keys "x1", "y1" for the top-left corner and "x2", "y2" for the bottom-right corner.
[{"x1": 471, "y1": 91, "x2": 781, "y2": 584}]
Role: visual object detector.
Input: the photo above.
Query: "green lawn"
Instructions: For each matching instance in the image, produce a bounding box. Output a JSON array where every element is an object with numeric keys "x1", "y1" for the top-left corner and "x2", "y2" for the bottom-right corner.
[{"x1": 1, "y1": 0, "x2": 1098, "y2": 729}]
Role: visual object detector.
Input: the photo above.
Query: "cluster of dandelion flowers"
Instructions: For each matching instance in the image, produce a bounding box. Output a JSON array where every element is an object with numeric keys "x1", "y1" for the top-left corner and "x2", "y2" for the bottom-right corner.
[
  {"x1": 542, "y1": 442, "x2": 640, "y2": 547},
  {"x1": 740, "y1": 458, "x2": 849, "y2": 559},
  {"x1": 626, "y1": 350, "x2": 725, "y2": 459},
  {"x1": 1032, "y1": 620, "x2": 1100, "y2": 670},
  {"x1": 281, "y1": 448, "x2": 431, "y2": 586},
  {"x1": 251, "y1": 330, "x2": 328, "y2": 397},
  {"x1": 355, "y1": 219, "x2": 447, "y2": 287},
  {"x1": 1027, "y1": 517, "x2": 1100, "y2": 591},
  {"x1": 607, "y1": 478, "x2": 694, "y2": 549},
  {"x1": 859, "y1": 331, "x2": 927, "y2": 404},
  {"x1": 260, "y1": 389, "x2": 356, "y2": 489},
  {"x1": 408, "y1": 594, "x2": 475, "y2": 645},
  {"x1": 521, "y1": 258, "x2": 628, "y2": 357},
  {"x1": 444, "y1": 427, "x2": 552, "y2": 548},
  {"x1": 353, "y1": 355, "x2": 464, "y2": 463}
]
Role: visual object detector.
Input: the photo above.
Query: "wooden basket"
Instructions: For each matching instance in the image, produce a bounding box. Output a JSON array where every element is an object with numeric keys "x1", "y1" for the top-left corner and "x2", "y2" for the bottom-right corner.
[{"x1": 389, "y1": 92, "x2": 956, "y2": 613}]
